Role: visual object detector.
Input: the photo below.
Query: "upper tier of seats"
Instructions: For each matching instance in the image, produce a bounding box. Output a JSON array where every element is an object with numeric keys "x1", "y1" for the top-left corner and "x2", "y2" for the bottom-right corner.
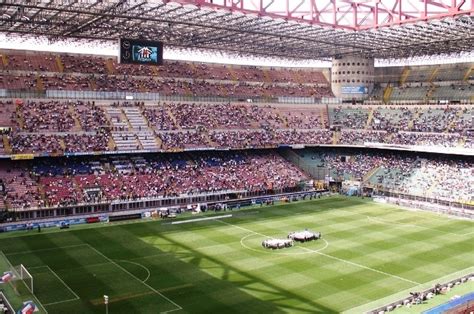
[
  {"x1": 0, "y1": 51, "x2": 329, "y2": 84},
  {"x1": 372, "y1": 63, "x2": 473, "y2": 101},
  {"x1": 0, "y1": 100, "x2": 472, "y2": 156},
  {"x1": 375, "y1": 63, "x2": 473, "y2": 84},
  {"x1": 0, "y1": 51, "x2": 332, "y2": 99}
]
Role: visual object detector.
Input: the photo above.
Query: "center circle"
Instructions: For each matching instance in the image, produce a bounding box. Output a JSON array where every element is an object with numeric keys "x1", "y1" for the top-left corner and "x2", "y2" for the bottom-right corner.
[{"x1": 240, "y1": 233, "x2": 329, "y2": 255}]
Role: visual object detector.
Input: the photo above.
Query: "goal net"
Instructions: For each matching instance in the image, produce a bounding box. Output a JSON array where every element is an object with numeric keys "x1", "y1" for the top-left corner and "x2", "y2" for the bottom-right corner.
[
  {"x1": 13, "y1": 264, "x2": 34, "y2": 294},
  {"x1": 0, "y1": 252, "x2": 33, "y2": 296},
  {"x1": 0, "y1": 251, "x2": 45, "y2": 313}
]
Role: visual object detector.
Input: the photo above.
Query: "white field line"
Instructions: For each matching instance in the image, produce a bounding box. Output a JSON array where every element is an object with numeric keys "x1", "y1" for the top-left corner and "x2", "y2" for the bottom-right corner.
[
  {"x1": 115, "y1": 260, "x2": 151, "y2": 283},
  {"x1": 43, "y1": 298, "x2": 79, "y2": 306},
  {"x1": 0, "y1": 251, "x2": 49, "y2": 314},
  {"x1": 458, "y1": 229, "x2": 474, "y2": 236},
  {"x1": 26, "y1": 265, "x2": 80, "y2": 307},
  {"x1": 86, "y1": 244, "x2": 182, "y2": 314},
  {"x1": 4, "y1": 244, "x2": 88, "y2": 256},
  {"x1": 343, "y1": 266, "x2": 474, "y2": 314},
  {"x1": 170, "y1": 214, "x2": 232, "y2": 225},
  {"x1": 216, "y1": 219, "x2": 420, "y2": 286},
  {"x1": 45, "y1": 265, "x2": 80, "y2": 300},
  {"x1": 239, "y1": 233, "x2": 330, "y2": 256},
  {"x1": 367, "y1": 215, "x2": 473, "y2": 237}
]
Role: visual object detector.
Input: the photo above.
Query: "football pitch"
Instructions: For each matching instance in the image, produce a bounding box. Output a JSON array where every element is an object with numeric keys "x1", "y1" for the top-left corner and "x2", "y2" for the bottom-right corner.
[{"x1": 0, "y1": 196, "x2": 473, "y2": 314}]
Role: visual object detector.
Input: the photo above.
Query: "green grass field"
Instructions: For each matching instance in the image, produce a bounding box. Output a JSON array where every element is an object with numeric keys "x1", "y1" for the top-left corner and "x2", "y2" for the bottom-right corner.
[{"x1": 0, "y1": 196, "x2": 473, "y2": 314}]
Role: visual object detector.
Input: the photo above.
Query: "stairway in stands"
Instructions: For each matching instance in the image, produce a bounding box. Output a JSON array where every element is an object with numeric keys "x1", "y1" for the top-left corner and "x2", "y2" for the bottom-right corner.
[
  {"x1": 425, "y1": 66, "x2": 440, "y2": 100},
  {"x1": 332, "y1": 131, "x2": 341, "y2": 144},
  {"x1": 106, "y1": 107, "x2": 140, "y2": 151},
  {"x1": 399, "y1": 67, "x2": 410, "y2": 86},
  {"x1": 55, "y1": 56, "x2": 64, "y2": 73},
  {"x1": 365, "y1": 108, "x2": 375, "y2": 129},
  {"x1": 35, "y1": 74, "x2": 44, "y2": 92},
  {"x1": 383, "y1": 85, "x2": 393, "y2": 104},
  {"x1": 228, "y1": 66, "x2": 239, "y2": 82},
  {"x1": 319, "y1": 106, "x2": 329, "y2": 128},
  {"x1": 105, "y1": 58, "x2": 115, "y2": 75},
  {"x1": 1, "y1": 54, "x2": 8, "y2": 67},
  {"x1": 2, "y1": 135, "x2": 11, "y2": 154},
  {"x1": 407, "y1": 109, "x2": 420, "y2": 130},
  {"x1": 463, "y1": 65, "x2": 473, "y2": 82},
  {"x1": 122, "y1": 107, "x2": 160, "y2": 151}
]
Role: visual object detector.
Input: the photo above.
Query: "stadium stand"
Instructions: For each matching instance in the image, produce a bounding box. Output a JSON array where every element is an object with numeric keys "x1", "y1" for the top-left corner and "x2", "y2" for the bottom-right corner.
[
  {"x1": 295, "y1": 149, "x2": 473, "y2": 204},
  {"x1": 0, "y1": 51, "x2": 333, "y2": 99},
  {"x1": 0, "y1": 151, "x2": 307, "y2": 209},
  {"x1": 0, "y1": 2, "x2": 473, "y2": 314},
  {"x1": 0, "y1": 100, "x2": 472, "y2": 156}
]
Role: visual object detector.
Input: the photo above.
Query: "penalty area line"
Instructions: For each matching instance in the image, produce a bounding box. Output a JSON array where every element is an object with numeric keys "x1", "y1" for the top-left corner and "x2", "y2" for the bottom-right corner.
[
  {"x1": 28, "y1": 265, "x2": 80, "y2": 306},
  {"x1": 170, "y1": 214, "x2": 232, "y2": 225},
  {"x1": 4, "y1": 244, "x2": 88, "y2": 256},
  {"x1": 217, "y1": 219, "x2": 420, "y2": 286},
  {"x1": 85, "y1": 244, "x2": 182, "y2": 314}
]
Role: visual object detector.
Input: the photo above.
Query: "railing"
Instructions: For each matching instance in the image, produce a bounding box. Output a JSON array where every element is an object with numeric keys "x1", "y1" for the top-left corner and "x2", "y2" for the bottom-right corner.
[
  {"x1": 1, "y1": 186, "x2": 320, "y2": 226},
  {"x1": 0, "y1": 88, "x2": 326, "y2": 104}
]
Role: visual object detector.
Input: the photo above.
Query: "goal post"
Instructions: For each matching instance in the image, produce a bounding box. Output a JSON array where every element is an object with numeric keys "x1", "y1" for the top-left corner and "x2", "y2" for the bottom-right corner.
[
  {"x1": 0, "y1": 252, "x2": 33, "y2": 296},
  {"x1": 15, "y1": 264, "x2": 34, "y2": 294},
  {"x1": 0, "y1": 251, "x2": 45, "y2": 313}
]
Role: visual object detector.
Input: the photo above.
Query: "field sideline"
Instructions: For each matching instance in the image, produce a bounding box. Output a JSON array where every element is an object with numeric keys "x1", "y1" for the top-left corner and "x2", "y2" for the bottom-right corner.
[{"x1": 0, "y1": 196, "x2": 472, "y2": 313}]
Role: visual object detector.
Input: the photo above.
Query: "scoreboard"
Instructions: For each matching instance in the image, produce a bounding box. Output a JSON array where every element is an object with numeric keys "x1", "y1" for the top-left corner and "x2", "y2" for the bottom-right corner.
[{"x1": 119, "y1": 38, "x2": 163, "y2": 65}]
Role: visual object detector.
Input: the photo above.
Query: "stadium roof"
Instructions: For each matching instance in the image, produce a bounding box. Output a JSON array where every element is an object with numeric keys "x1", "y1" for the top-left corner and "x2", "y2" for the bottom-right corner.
[{"x1": 0, "y1": 0, "x2": 473, "y2": 61}]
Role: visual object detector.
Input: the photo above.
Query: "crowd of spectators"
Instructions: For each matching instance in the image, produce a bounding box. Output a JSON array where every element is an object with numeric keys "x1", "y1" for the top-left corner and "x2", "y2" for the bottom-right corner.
[
  {"x1": 370, "y1": 107, "x2": 413, "y2": 132},
  {"x1": 301, "y1": 150, "x2": 472, "y2": 203},
  {"x1": 1, "y1": 101, "x2": 472, "y2": 155},
  {"x1": 2, "y1": 145, "x2": 471, "y2": 210},
  {"x1": 323, "y1": 152, "x2": 386, "y2": 180},
  {"x1": 63, "y1": 134, "x2": 110, "y2": 153},
  {"x1": 0, "y1": 164, "x2": 43, "y2": 209},
  {"x1": 0, "y1": 51, "x2": 333, "y2": 98},
  {"x1": 167, "y1": 102, "x2": 264, "y2": 129},
  {"x1": 1, "y1": 53, "x2": 58, "y2": 72},
  {"x1": 391, "y1": 132, "x2": 461, "y2": 147},
  {"x1": 1, "y1": 73, "x2": 333, "y2": 98},
  {"x1": 75, "y1": 101, "x2": 110, "y2": 131},
  {"x1": 0, "y1": 151, "x2": 308, "y2": 208},
  {"x1": 159, "y1": 131, "x2": 209, "y2": 150},
  {"x1": 142, "y1": 106, "x2": 178, "y2": 130},
  {"x1": 274, "y1": 130, "x2": 333, "y2": 145},
  {"x1": 11, "y1": 52, "x2": 327, "y2": 85},
  {"x1": 339, "y1": 130, "x2": 388, "y2": 145},
  {"x1": 9, "y1": 134, "x2": 63, "y2": 154},
  {"x1": 210, "y1": 130, "x2": 275, "y2": 148},
  {"x1": 369, "y1": 106, "x2": 472, "y2": 133},
  {"x1": 396, "y1": 159, "x2": 473, "y2": 202},
  {"x1": 16, "y1": 100, "x2": 76, "y2": 132},
  {"x1": 330, "y1": 107, "x2": 369, "y2": 129}
]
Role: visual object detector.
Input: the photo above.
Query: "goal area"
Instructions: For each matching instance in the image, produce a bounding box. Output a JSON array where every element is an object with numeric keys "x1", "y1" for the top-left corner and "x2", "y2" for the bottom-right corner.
[{"x1": 0, "y1": 251, "x2": 37, "y2": 311}]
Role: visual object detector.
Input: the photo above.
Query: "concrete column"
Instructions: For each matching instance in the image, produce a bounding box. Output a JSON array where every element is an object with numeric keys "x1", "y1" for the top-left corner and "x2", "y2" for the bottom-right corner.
[{"x1": 331, "y1": 56, "x2": 374, "y2": 99}]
